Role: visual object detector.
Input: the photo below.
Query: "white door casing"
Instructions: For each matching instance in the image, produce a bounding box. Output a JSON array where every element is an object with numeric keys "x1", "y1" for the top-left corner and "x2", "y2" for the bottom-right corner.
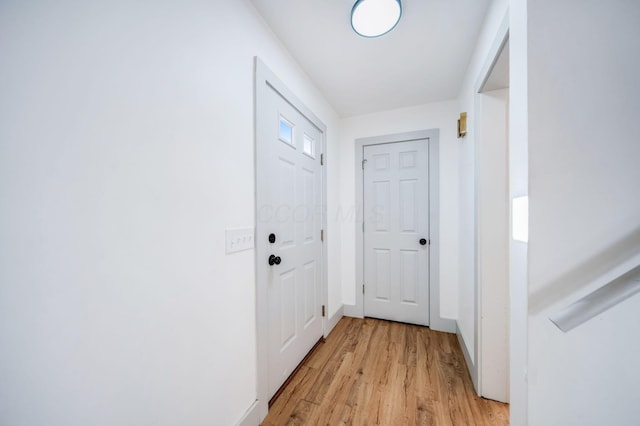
[
  {"x1": 255, "y1": 58, "x2": 327, "y2": 418},
  {"x1": 351, "y1": 130, "x2": 453, "y2": 334},
  {"x1": 363, "y1": 140, "x2": 430, "y2": 326},
  {"x1": 472, "y1": 14, "x2": 510, "y2": 402}
]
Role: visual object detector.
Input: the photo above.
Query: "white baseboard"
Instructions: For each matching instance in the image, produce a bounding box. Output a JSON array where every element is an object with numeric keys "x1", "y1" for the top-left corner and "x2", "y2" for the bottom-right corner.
[
  {"x1": 456, "y1": 322, "x2": 478, "y2": 393},
  {"x1": 325, "y1": 305, "x2": 344, "y2": 337},
  {"x1": 344, "y1": 303, "x2": 455, "y2": 334},
  {"x1": 343, "y1": 303, "x2": 363, "y2": 318},
  {"x1": 235, "y1": 400, "x2": 260, "y2": 426},
  {"x1": 430, "y1": 316, "x2": 456, "y2": 334}
]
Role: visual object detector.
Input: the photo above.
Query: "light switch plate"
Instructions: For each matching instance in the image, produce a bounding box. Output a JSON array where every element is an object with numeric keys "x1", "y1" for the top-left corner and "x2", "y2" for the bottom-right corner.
[{"x1": 226, "y1": 228, "x2": 255, "y2": 254}]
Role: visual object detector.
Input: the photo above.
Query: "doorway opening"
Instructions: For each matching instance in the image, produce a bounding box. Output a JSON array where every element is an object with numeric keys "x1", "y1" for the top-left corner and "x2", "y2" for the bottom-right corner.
[
  {"x1": 471, "y1": 21, "x2": 510, "y2": 403},
  {"x1": 351, "y1": 130, "x2": 454, "y2": 332}
]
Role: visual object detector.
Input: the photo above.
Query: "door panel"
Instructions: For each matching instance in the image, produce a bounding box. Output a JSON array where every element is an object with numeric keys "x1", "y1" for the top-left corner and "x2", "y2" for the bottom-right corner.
[
  {"x1": 400, "y1": 249, "x2": 419, "y2": 304},
  {"x1": 263, "y1": 88, "x2": 323, "y2": 399},
  {"x1": 373, "y1": 181, "x2": 391, "y2": 231},
  {"x1": 399, "y1": 179, "x2": 418, "y2": 232},
  {"x1": 303, "y1": 260, "x2": 316, "y2": 327},
  {"x1": 374, "y1": 249, "x2": 391, "y2": 300},
  {"x1": 279, "y1": 268, "x2": 297, "y2": 348},
  {"x1": 363, "y1": 140, "x2": 429, "y2": 326}
]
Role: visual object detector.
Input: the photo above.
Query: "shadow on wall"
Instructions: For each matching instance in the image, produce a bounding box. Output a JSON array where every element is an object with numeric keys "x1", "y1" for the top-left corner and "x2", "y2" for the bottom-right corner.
[{"x1": 528, "y1": 225, "x2": 640, "y2": 315}]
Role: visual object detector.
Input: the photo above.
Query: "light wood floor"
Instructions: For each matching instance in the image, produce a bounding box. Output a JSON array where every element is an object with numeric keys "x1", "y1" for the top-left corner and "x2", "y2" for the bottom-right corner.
[{"x1": 262, "y1": 317, "x2": 508, "y2": 426}]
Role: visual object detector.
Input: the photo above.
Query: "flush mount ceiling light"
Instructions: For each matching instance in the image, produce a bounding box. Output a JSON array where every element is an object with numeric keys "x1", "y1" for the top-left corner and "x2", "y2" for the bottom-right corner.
[{"x1": 351, "y1": 0, "x2": 402, "y2": 38}]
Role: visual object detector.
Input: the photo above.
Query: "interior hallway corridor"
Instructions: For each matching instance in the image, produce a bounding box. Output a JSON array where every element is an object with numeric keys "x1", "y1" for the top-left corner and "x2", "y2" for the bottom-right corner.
[{"x1": 262, "y1": 317, "x2": 508, "y2": 425}]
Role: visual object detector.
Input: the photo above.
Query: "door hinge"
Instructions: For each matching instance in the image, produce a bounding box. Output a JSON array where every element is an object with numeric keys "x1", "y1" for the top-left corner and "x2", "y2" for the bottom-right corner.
[
  {"x1": 320, "y1": 229, "x2": 324, "y2": 242},
  {"x1": 363, "y1": 284, "x2": 365, "y2": 294},
  {"x1": 320, "y1": 153, "x2": 324, "y2": 166},
  {"x1": 322, "y1": 305, "x2": 326, "y2": 317},
  {"x1": 362, "y1": 159, "x2": 367, "y2": 169}
]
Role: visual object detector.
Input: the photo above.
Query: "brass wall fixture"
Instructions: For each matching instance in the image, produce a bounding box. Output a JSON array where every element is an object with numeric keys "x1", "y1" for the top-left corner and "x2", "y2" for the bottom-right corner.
[{"x1": 458, "y1": 112, "x2": 467, "y2": 138}]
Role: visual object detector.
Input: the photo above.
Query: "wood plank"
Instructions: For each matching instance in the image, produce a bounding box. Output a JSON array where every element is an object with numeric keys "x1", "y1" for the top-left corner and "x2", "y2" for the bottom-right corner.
[
  {"x1": 265, "y1": 366, "x2": 318, "y2": 423},
  {"x1": 416, "y1": 395, "x2": 439, "y2": 426},
  {"x1": 344, "y1": 379, "x2": 373, "y2": 426},
  {"x1": 261, "y1": 317, "x2": 509, "y2": 426}
]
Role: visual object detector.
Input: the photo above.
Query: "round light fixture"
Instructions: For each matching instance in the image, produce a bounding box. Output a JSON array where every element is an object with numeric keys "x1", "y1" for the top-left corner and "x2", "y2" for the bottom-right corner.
[{"x1": 351, "y1": 0, "x2": 402, "y2": 38}]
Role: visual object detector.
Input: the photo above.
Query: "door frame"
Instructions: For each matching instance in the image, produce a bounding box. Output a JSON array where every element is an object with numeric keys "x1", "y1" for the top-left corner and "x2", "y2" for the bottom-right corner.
[
  {"x1": 351, "y1": 129, "x2": 454, "y2": 332},
  {"x1": 463, "y1": 9, "x2": 510, "y2": 399},
  {"x1": 254, "y1": 57, "x2": 328, "y2": 422}
]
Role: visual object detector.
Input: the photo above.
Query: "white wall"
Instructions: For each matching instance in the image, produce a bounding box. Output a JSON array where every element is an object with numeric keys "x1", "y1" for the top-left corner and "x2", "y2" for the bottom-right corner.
[
  {"x1": 338, "y1": 101, "x2": 460, "y2": 320},
  {"x1": 0, "y1": 1, "x2": 340, "y2": 424},
  {"x1": 456, "y1": 0, "x2": 508, "y2": 369},
  {"x1": 526, "y1": 1, "x2": 640, "y2": 424}
]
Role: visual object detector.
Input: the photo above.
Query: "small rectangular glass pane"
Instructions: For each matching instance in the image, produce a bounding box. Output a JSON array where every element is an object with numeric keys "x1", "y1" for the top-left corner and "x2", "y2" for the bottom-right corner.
[
  {"x1": 303, "y1": 133, "x2": 315, "y2": 158},
  {"x1": 279, "y1": 116, "x2": 294, "y2": 145}
]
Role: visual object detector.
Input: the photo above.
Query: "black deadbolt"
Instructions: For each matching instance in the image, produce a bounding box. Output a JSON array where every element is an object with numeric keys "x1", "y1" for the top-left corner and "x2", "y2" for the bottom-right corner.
[
  {"x1": 419, "y1": 238, "x2": 427, "y2": 246},
  {"x1": 268, "y1": 233, "x2": 276, "y2": 244},
  {"x1": 268, "y1": 255, "x2": 282, "y2": 266}
]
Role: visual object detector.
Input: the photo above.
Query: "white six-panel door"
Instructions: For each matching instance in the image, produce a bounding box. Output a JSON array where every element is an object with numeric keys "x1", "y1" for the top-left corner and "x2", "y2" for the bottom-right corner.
[
  {"x1": 363, "y1": 140, "x2": 430, "y2": 326},
  {"x1": 261, "y1": 87, "x2": 324, "y2": 399}
]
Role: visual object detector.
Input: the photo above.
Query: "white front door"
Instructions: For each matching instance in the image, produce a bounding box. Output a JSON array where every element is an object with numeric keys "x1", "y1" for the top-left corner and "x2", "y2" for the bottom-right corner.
[
  {"x1": 363, "y1": 139, "x2": 430, "y2": 326},
  {"x1": 258, "y1": 83, "x2": 324, "y2": 399}
]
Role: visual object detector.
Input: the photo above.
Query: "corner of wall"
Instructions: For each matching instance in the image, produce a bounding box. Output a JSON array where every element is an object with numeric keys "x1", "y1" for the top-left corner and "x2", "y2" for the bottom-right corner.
[{"x1": 325, "y1": 304, "x2": 344, "y2": 337}]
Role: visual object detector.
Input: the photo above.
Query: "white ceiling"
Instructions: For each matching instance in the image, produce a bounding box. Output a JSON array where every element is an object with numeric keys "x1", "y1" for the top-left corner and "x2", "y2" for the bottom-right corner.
[{"x1": 251, "y1": 0, "x2": 492, "y2": 117}]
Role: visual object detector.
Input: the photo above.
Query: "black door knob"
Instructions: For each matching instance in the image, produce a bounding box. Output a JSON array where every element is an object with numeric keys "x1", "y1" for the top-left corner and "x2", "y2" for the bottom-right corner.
[
  {"x1": 268, "y1": 233, "x2": 276, "y2": 244},
  {"x1": 419, "y1": 238, "x2": 427, "y2": 246},
  {"x1": 268, "y1": 255, "x2": 282, "y2": 266}
]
